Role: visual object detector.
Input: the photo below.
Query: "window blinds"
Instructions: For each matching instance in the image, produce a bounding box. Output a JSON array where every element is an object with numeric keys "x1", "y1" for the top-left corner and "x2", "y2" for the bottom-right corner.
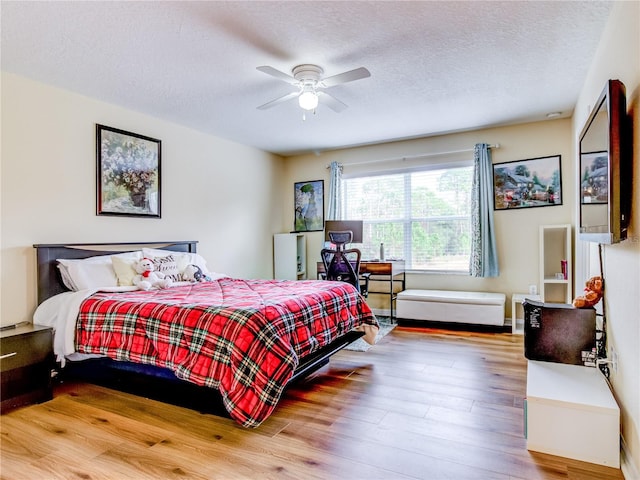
[{"x1": 342, "y1": 165, "x2": 473, "y2": 271}]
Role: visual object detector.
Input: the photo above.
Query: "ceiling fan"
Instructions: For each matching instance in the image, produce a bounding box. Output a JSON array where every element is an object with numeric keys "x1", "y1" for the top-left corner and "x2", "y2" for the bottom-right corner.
[{"x1": 256, "y1": 64, "x2": 371, "y2": 113}]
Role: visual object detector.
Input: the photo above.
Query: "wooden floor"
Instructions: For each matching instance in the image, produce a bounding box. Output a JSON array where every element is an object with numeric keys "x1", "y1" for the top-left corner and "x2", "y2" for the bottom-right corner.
[{"x1": 0, "y1": 325, "x2": 624, "y2": 480}]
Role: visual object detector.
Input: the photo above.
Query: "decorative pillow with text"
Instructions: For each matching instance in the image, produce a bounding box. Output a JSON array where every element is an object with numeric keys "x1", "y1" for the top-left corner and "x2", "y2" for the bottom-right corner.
[{"x1": 150, "y1": 255, "x2": 182, "y2": 282}]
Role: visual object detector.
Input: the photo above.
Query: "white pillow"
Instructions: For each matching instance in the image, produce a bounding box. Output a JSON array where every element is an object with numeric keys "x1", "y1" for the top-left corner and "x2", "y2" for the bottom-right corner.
[
  {"x1": 111, "y1": 256, "x2": 139, "y2": 286},
  {"x1": 57, "y1": 251, "x2": 142, "y2": 291},
  {"x1": 57, "y1": 264, "x2": 79, "y2": 291},
  {"x1": 142, "y1": 248, "x2": 210, "y2": 274}
]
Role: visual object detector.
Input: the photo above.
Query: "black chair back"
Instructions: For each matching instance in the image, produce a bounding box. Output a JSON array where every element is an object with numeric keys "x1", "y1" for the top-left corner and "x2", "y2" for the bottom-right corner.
[{"x1": 320, "y1": 231, "x2": 368, "y2": 295}]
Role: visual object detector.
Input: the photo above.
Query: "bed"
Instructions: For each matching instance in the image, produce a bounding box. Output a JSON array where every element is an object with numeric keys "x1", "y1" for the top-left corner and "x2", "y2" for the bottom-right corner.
[{"x1": 32, "y1": 241, "x2": 378, "y2": 427}]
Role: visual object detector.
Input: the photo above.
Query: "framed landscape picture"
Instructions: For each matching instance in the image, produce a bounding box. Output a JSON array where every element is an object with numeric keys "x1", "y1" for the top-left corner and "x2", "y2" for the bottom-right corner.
[
  {"x1": 96, "y1": 124, "x2": 161, "y2": 218},
  {"x1": 493, "y1": 155, "x2": 562, "y2": 210},
  {"x1": 294, "y1": 180, "x2": 324, "y2": 232}
]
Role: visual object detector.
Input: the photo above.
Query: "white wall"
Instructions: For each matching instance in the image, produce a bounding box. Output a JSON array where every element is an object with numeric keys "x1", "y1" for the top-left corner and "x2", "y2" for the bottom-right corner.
[
  {"x1": 1, "y1": 73, "x2": 284, "y2": 325},
  {"x1": 572, "y1": 2, "x2": 640, "y2": 476},
  {"x1": 282, "y1": 119, "x2": 573, "y2": 315}
]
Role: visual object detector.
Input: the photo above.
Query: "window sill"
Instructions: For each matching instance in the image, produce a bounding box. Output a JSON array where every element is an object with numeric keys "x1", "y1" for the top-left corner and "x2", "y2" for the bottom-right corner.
[{"x1": 406, "y1": 269, "x2": 469, "y2": 275}]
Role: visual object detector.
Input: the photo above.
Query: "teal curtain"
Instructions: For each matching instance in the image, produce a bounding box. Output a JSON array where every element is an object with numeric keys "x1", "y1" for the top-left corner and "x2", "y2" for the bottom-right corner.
[
  {"x1": 470, "y1": 144, "x2": 499, "y2": 277},
  {"x1": 327, "y1": 161, "x2": 343, "y2": 220}
]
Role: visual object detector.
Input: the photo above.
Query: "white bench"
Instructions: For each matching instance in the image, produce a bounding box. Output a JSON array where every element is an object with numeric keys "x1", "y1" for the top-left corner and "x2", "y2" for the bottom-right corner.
[{"x1": 396, "y1": 289, "x2": 506, "y2": 326}]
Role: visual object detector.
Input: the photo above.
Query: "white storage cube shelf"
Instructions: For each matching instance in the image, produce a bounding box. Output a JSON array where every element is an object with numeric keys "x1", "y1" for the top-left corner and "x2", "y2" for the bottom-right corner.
[
  {"x1": 539, "y1": 224, "x2": 572, "y2": 304},
  {"x1": 273, "y1": 233, "x2": 306, "y2": 280},
  {"x1": 526, "y1": 360, "x2": 619, "y2": 467}
]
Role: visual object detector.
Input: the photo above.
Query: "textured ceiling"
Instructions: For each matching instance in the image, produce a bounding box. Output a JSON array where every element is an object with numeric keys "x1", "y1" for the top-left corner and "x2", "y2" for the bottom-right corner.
[{"x1": 1, "y1": 1, "x2": 613, "y2": 156}]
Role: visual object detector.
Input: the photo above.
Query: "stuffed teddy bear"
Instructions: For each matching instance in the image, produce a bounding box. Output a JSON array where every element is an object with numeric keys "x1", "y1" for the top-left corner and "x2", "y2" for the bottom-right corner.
[
  {"x1": 133, "y1": 258, "x2": 173, "y2": 291},
  {"x1": 182, "y1": 264, "x2": 210, "y2": 283},
  {"x1": 572, "y1": 275, "x2": 604, "y2": 308}
]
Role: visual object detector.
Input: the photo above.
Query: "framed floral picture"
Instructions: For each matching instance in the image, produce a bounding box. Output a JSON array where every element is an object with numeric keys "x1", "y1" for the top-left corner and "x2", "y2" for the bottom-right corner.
[
  {"x1": 97, "y1": 124, "x2": 161, "y2": 218},
  {"x1": 294, "y1": 180, "x2": 324, "y2": 232}
]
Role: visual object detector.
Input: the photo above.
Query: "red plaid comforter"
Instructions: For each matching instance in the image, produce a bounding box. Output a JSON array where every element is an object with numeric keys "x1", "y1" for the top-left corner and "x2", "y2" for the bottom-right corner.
[{"x1": 76, "y1": 278, "x2": 376, "y2": 427}]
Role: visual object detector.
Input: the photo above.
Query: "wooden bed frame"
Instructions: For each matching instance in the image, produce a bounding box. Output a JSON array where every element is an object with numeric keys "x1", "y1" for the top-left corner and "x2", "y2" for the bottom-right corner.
[{"x1": 33, "y1": 241, "x2": 365, "y2": 418}]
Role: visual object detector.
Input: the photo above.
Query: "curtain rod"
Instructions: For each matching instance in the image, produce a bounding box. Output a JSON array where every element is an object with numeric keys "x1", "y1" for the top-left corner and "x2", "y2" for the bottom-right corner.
[{"x1": 326, "y1": 144, "x2": 500, "y2": 168}]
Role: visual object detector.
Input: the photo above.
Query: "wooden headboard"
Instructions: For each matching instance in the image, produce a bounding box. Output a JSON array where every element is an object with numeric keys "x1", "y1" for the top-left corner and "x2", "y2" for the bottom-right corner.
[{"x1": 32, "y1": 241, "x2": 198, "y2": 305}]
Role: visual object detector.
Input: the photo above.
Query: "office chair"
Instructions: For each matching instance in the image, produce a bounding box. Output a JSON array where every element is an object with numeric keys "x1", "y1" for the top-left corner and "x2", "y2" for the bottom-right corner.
[{"x1": 320, "y1": 231, "x2": 370, "y2": 296}]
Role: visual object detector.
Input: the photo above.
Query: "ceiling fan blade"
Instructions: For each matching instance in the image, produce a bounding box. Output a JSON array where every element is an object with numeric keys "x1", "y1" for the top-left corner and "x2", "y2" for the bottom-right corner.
[
  {"x1": 256, "y1": 91, "x2": 300, "y2": 110},
  {"x1": 256, "y1": 66, "x2": 297, "y2": 84},
  {"x1": 321, "y1": 67, "x2": 371, "y2": 88},
  {"x1": 317, "y1": 91, "x2": 348, "y2": 113}
]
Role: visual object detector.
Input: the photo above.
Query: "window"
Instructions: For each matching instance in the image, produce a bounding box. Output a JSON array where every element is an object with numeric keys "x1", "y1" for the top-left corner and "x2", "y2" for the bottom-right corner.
[{"x1": 341, "y1": 164, "x2": 473, "y2": 272}]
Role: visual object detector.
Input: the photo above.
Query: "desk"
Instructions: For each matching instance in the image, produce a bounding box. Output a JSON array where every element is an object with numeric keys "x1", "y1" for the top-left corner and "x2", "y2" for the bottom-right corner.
[{"x1": 317, "y1": 260, "x2": 405, "y2": 320}]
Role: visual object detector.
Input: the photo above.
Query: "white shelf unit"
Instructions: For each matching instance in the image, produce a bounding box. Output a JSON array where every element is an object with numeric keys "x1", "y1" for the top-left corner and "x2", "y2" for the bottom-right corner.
[
  {"x1": 273, "y1": 233, "x2": 306, "y2": 280},
  {"x1": 539, "y1": 224, "x2": 572, "y2": 304},
  {"x1": 526, "y1": 360, "x2": 620, "y2": 467}
]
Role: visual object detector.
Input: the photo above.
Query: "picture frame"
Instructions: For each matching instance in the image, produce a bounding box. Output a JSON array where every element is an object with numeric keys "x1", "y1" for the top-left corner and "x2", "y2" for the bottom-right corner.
[
  {"x1": 294, "y1": 180, "x2": 324, "y2": 232},
  {"x1": 97, "y1": 124, "x2": 161, "y2": 218},
  {"x1": 493, "y1": 155, "x2": 562, "y2": 210}
]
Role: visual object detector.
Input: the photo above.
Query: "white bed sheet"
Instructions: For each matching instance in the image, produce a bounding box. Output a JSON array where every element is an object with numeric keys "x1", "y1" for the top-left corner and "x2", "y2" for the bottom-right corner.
[{"x1": 33, "y1": 286, "x2": 137, "y2": 365}]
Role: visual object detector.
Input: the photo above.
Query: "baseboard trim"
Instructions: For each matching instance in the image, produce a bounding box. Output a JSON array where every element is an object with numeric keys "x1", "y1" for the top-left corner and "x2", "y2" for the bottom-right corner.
[{"x1": 621, "y1": 435, "x2": 639, "y2": 480}]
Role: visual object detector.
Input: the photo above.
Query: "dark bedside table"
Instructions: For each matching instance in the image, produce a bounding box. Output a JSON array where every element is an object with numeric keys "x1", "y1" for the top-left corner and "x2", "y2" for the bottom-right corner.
[{"x1": 1, "y1": 323, "x2": 54, "y2": 413}]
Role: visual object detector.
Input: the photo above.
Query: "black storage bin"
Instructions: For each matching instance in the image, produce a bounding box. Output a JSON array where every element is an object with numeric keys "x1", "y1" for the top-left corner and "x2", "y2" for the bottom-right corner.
[{"x1": 523, "y1": 299, "x2": 596, "y2": 366}]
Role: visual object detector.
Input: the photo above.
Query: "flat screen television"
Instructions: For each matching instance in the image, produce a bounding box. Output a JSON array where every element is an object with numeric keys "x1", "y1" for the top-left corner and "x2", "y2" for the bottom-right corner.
[
  {"x1": 578, "y1": 79, "x2": 631, "y2": 244},
  {"x1": 324, "y1": 220, "x2": 363, "y2": 243}
]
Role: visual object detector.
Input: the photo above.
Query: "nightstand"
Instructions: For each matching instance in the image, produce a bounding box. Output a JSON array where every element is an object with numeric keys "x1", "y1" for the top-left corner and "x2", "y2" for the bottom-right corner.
[
  {"x1": 1, "y1": 323, "x2": 54, "y2": 412},
  {"x1": 511, "y1": 293, "x2": 541, "y2": 334}
]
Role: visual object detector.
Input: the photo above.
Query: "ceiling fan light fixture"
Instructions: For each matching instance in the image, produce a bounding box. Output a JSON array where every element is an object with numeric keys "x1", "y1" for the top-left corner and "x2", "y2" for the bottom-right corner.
[
  {"x1": 299, "y1": 88, "x2": 319, "y2": 111},
  {"x1": 257, "y1": 63, "x2": 370, "y2": 113}
]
